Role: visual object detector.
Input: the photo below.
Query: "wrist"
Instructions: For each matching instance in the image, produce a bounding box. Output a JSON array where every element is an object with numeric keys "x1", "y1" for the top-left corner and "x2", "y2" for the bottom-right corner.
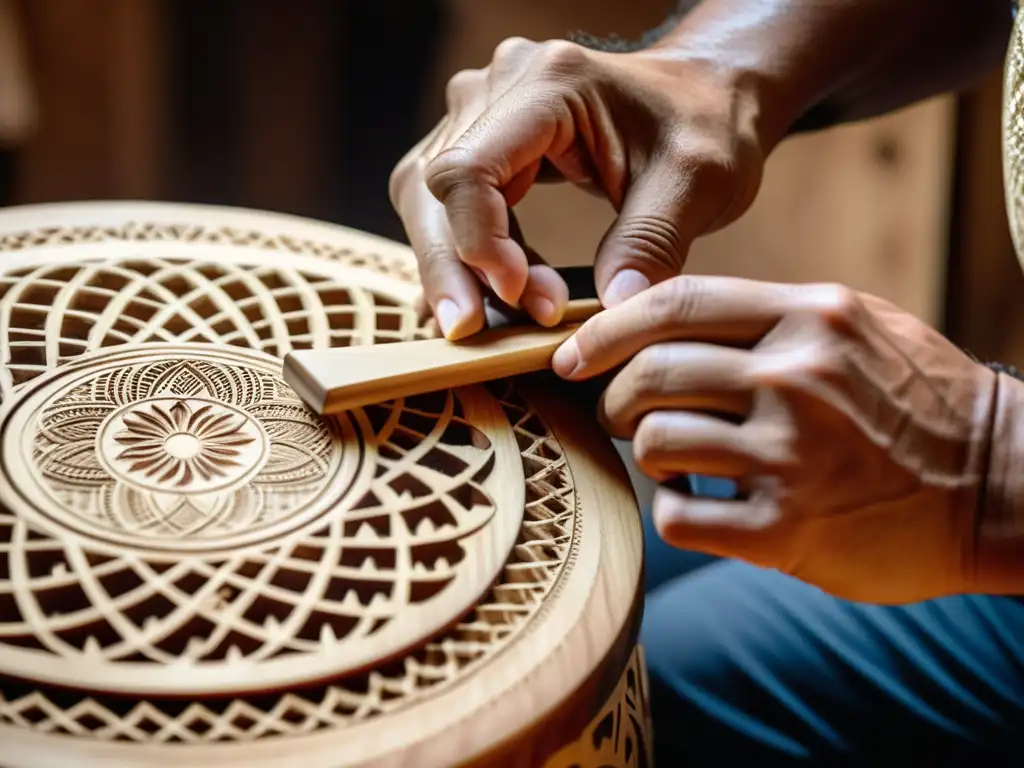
[
  {"x1": 630, "y1": 37, "x2": 798, "y2": 155},
  {"x1": 975, "y1": 372, "x2": 1024, "y2": 594},
  {"x1": 633, "y1": 0, "x2": 931, "y2": 152}
]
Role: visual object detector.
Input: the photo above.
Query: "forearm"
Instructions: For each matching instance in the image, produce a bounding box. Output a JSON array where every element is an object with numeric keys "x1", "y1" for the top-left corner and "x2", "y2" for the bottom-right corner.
[
  {"x1": 641, "y1": 0, "x2": 1012, "y2": 149},
  {"x1": 975, "y1": 371, "x2": 1024, "y2": 595}
]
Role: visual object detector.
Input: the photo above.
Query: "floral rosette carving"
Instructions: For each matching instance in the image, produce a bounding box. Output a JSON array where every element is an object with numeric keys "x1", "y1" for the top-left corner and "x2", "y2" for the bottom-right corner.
[
  {"x1": 33, "y1": 358, "x2": 326, "y2": 541},
  {"x1": 112, "y1": 400, "x2": 258, "y2": 488}
]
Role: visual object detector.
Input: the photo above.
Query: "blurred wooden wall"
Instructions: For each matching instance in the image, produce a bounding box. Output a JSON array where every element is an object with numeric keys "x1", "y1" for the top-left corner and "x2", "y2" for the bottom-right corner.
[{"x1": 945, "y1": 71, "x2": 1024, "y2": 367}]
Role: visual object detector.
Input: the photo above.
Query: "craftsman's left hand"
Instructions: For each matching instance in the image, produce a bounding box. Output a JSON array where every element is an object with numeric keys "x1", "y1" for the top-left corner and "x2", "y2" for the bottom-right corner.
[{"x1": 553, "y1": 275, "x2": 999, "y2": 604}]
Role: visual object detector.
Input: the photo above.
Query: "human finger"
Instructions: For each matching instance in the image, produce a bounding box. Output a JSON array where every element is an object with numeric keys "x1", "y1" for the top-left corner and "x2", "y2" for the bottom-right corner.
[
  {"x1": 592, "y1": 138, "x2": 751, "y2": 307},
  {"x1": 599, "y1": 343, "x2": 754, "y2": 438},
  {"x1": 652, "y1": 483, "x2": 787, "y2": 567},
  {"x1": 425, "y1": 85, "x2": 579, "y2": 308},
  {"x1": 632, "y1": 410, "x2": 767, "y2": 480},
  {"x1": 553, "y1": 275, "x2": 797, "y2": 380},
  {"x1": 393, "y1": 166, "x2": 487, "y2": 340},
  {"x1": 506, "y1": 209, "x2": 570, "y2": 326}
]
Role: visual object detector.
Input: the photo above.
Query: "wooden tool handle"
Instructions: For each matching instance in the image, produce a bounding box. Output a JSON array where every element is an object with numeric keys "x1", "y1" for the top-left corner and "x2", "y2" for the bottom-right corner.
[{"x1": 284, "y1": 298, "x2": 602, "y2": 415}]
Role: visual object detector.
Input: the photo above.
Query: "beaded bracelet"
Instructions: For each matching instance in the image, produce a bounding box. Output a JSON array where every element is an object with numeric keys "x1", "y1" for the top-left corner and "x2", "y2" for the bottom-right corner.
[{"x1": 987, "y1": 362, "x2": 1024, "y2": 380}]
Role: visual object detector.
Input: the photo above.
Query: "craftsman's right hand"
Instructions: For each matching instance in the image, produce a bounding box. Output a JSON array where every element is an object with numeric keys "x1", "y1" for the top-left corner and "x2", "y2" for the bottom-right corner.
[{"x1": 389, "y1": 37, "x2": 768, "y2": 339}]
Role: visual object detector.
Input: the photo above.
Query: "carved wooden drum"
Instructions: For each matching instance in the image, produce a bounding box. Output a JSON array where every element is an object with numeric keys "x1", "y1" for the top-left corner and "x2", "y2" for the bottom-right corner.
[{"x1": 0, "y1": 202, "x2": 649, "y2": 767}]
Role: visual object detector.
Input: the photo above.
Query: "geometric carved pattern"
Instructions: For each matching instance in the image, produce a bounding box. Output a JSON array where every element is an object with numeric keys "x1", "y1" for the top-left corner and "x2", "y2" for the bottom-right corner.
[
  {"x1": 0, "y1": 343, "x2": 513, "y2": 695},
  {"x1": 543, "y1": 647, "x2": 653, "y2": 768},
  {"x1": 0, "y1": 254, "x2": 427, "y2": 407},
  {"x1": 0, "y1": 221, "x2": 418, "y2": 280},
  {"x1": 0, "y1": 381, "x2": 578, "y2": 741},
  {"x1": 0, "y1": 213, "x2": 588, "y2": 758}
]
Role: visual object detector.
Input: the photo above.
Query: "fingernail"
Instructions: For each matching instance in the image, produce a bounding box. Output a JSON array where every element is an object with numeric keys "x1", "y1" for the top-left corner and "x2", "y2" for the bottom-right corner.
[
  {"x1": 436, "y1": 298, "x2": 462, "y2": 340},
  {"x1": 552, "y1": 337, "x2": 581, "y2": 379},
  {"x1": 521, "y1": 293, "x2": 559, "y2": 326},
  {"x1": 603, "y1": 269, "x2": 650, "y2": 307}
]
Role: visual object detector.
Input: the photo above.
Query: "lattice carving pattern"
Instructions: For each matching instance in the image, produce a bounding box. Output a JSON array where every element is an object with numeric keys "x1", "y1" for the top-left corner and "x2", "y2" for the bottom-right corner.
[
  {"x1": 0, "y1": 221, "x2": 418, "y2": 280},
  {"x1": 1, "y1": 347, "x2": 507, "y2": 692},
  {"x1": 544, "y1": 648, "x2": 653, "y2": 768},
  {"x1": 0, "y1": 252, "x2": 429, "y2": 407},
  {"x1": 0, "y1": 383, "x2": 577, "y2": 742},
  {"x1": 0, "y1": 221, "x2": 581, "y2": 744}
]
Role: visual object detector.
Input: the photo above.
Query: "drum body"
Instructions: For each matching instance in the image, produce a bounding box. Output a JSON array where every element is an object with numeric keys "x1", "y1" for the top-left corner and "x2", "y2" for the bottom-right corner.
[{"x1": 0, "y1": 202, "x2": 650, "y2": 768}]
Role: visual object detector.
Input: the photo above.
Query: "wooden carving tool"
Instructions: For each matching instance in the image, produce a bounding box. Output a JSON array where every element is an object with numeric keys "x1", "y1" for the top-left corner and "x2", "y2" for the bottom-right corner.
[{"x1": 283, "y1": 298, "x2": 602, "y2": 415}]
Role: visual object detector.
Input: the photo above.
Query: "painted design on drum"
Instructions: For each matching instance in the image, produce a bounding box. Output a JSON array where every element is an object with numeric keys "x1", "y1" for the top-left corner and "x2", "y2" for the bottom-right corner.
[{"x1": 544, "y1": 647, "x2": 654, "y2": 768}]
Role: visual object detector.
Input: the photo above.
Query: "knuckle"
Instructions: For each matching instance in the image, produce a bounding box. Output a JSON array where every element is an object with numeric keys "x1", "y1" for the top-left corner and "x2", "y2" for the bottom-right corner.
[
  {"x1": 596, "y1": 388, "x2": 633, "y2": 439},
  {"x1": 695, "y1": 151, "x2": 742, "y2": 196},
  {"x1": 747, "y1": 423, "x2": 797, "y2": 468},
  {"x1": 613, "y1": 215, "x2": 688, "y2": 268},
  {"x1": 389, "y1": 146, "x2": 430, "y2": 208},
  {"x1": 660, "y1": 137, "x2": 756, "y2": 229},
  {"x1": 804, "y1": 348, "x2": 848, "y2": 386},
  {"x1": 387, "y1": 164, "x2": 407, "y2": 208},
  {"x1": 664, "y1": 137, "x2": 738, "y2": 188},
  {"x1": 417, "y1": 244, "x2": 464, "y2": 292},
  {"x1": 759, "y1": 343, "x2": 843, "y2": 389},
  {"x1": 424, "y1": 147, "x2": 484, "y2": 201},
  {"x1": 632, "y1": 413, "x2": 669, "y2": 469},
  {"x1": 534, "y1": 39, "x2": 590, "y2": 75},
  {"x1": 445, "y1": 68, "x2": 485, "y2": 108},
  {"x1": 417, "y1": 241, "x2": 460, "y2": 273},
  {"x1": 646, "y1": 276, "x2": 703, "y2": 325},
  {"x1": 570, "y1": 320, "x2": 607, "y2": 364},
  {"x1": 628, "y1": 346, "x2": 668, "y2": 395},
  {"x1": 492, "y1": 36, "x2": 536, "y2": 64},
  {"x1": 810, "y1": 282, "x2": 862, "y2": 327}
]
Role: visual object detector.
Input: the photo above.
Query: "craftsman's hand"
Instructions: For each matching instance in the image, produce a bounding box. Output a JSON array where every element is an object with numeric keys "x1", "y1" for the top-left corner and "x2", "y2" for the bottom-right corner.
[
  {"x1": 554, "y1": 276, "x2": 999, "y2": 604},
  {"x1": 389, "y1": 37, "x2": 765, "y2": 339}
]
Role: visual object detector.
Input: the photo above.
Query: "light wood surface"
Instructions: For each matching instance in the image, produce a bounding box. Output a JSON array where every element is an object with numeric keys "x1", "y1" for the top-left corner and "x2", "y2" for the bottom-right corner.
[
  {"x1": 0, "y1": 201, "x2": 645, "y2": 768},
  {"x1": 284, "y1": 298, "x2": 602, "y2": 414}
]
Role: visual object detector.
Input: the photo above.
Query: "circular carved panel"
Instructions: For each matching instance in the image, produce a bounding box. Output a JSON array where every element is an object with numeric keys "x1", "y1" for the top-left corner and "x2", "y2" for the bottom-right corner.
[
  {"x1": 0, "y1": 243, "x2": 525, "y2": 695},
  {"x1": 0, "y1": 203, "x2": 642, "y2": 768},
  {"x1": 10, "y1": 349, "x2": 361, "y2": 552},
  {"x1": 98, "y1": 397, "x2": 271, "y2": 498}
]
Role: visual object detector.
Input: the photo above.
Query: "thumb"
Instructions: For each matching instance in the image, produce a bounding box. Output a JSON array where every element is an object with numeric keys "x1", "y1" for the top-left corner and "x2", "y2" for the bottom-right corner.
[{"x1": 593, "y1": 158, "x2": 724, "y2": 307}]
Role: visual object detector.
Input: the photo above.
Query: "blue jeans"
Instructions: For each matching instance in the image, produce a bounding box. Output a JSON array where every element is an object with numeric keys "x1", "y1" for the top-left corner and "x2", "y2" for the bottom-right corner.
[{"x1": 641, "y1": 477, "x2": 1024, "y2": 765}]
